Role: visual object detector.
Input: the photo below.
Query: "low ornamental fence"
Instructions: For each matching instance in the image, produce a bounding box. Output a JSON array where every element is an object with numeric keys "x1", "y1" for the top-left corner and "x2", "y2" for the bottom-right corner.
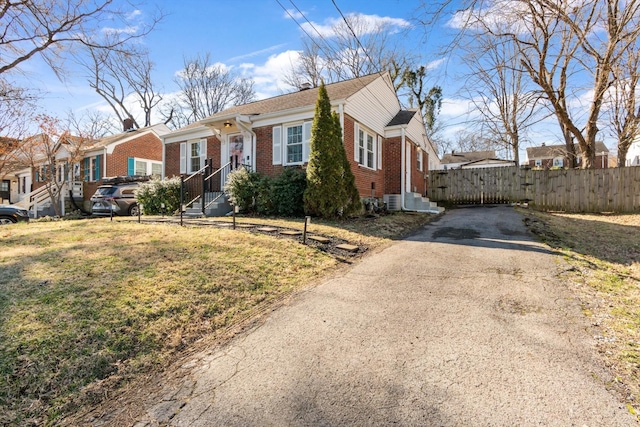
[{"x1": 428, "y1": 165, "x2": 640, "y2": 213}]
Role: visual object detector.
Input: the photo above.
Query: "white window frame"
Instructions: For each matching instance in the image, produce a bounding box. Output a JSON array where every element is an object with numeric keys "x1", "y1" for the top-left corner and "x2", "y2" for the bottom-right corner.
[
  {"x1": 89, "y1": 157, "x2": 98, "y2": 182},
  {"x1": 281, "y1": 122, "x2": 311, "y2": 166},
  {"x1": 553, "y1": 157, "x2": 564, "y2": 167},
  {"x1": 355, "y1": 124, "x2": 377, "y2": 170},
  {"x1": 133, "y1": 157, "x2": 162, "y2": 176},
  {"x1": 534, "y1": 159, "x2": 542, "y2": 167},
  {"x1": 180, "y1": 140, "x2": 207, "y2": 174},
  {"x1": 417, "y1": 148, "x2": 423, "y2": 172}
]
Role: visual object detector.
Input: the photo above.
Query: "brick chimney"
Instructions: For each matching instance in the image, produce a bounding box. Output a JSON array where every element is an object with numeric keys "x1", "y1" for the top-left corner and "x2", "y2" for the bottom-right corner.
[{"x1": 123, "y1": 117, "x2": 135, "y2": 132}]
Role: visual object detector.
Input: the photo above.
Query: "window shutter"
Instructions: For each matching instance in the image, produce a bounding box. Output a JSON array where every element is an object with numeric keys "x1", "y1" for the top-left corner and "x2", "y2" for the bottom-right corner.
[
  {"x1": 272, "y1": 126, "x2": 282, "y2": 165},
  {"x1": 303, "y1": 121, "x2": 312, "y2": 163},
  {"x1": 200, "y1": 139, "x2": 207, "y2": 169},
  {"x1": 35, "y1": 169, "x2": 40, "y2": 182},
  {"x1": 95, "y1": 155, "x2": 102, "y2": 181},
  {"x1": 83, "y1": 158, "x2": 89, "y2": 182},
  {"x1": 128, "y1": 157, "x2": 135, "y2": 176},
  {"x1": 377, "y1": 136, "x2": 382, "y2": 170},
  {"x1": 354, "y1": 122, "x2": 360, "y2": 163},
  {"x1": 179, "y1": 142, "x2": 187, "y2": 174}
]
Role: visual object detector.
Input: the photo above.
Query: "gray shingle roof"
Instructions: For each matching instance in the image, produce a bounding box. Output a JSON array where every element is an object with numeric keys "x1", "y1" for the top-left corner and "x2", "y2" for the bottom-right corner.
[
  {"x1": 183, "y1": 73, "x2": 383, "y2": 130},
  {"x1": 387, "y1": 110, "x2": 417, "y2": 126},
  {"x1": 441, "y1": 150, "x2": 496, "y2": 164}
]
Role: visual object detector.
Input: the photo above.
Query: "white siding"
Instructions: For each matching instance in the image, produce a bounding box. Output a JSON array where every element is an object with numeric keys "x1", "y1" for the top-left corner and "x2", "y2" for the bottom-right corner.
[{"x1": 344, "y1": 74, "x2": 400, "y2": 136}]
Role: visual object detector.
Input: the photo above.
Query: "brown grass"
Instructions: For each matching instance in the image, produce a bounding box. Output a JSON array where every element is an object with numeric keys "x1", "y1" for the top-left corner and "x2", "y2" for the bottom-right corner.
[
  {"x1": 0, "y1": 212, "x2": 437, "y2": 425},
  {"x1": 521, "y1": 209, "x2": 640, "y2": 418}
]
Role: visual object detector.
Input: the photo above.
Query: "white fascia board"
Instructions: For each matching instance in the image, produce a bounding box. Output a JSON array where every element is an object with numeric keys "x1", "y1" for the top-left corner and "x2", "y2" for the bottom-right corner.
[
  {"x1": 248, "y1": 100, "x2": 347, "y2": 128},
  {"x1": 163, "y1": 126, "x2": 214, "y2": 145},
  {"x1": 384, "y1": 125, "x2": 406, "y2": 138}
]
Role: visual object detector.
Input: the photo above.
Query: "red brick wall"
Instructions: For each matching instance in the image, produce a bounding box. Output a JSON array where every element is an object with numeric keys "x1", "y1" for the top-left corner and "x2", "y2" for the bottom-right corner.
[
  {"x1": 254, "y1": 125, "x2": 284, "y2": 178},
  {"x1": 106, "y1": 132, "x2": 162, "y2": 177},
  {"x1": 342, "y1": 115, "x2": 385, "y2": 197},
  {"x1": 384, "y1": 136, "x2": 402, "y2": 195},
  {"x1": 164, "y1": 136, "x2": 221, "y2": 178},
  {"x1": 409, "y1": 144, "x2": 426, "y2": 196}
]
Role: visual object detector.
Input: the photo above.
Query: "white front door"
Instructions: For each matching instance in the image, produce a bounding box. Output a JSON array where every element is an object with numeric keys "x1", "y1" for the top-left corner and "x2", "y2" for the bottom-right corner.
[{"x1": 405, "y1": 141, "x2": 412, "y2": 193}]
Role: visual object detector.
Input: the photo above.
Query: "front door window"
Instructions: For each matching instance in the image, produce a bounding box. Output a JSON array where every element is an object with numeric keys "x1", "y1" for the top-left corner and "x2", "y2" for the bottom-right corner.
[{"x1": 230, "y1": 134, "x2": 244, "y2": 169}]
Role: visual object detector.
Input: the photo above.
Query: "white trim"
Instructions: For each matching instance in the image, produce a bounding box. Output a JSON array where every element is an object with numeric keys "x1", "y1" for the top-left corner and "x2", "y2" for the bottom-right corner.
[
  {"x1": 354, "y1": 122, "x2": 360, "y2": 162},
  {"x1": 283, "y1": 121, "x2": 311, "y2": 166},
  {"x1": 377, "y1": 136, "x2": 383, "y2": 170}
]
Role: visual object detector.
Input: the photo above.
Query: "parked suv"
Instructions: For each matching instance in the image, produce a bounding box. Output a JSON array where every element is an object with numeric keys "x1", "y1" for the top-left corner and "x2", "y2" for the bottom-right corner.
[
  {"x1": 0, "y1": 205, "x2": 30, "y2": 225},
  {"x1": 90, "y1": 182, "x2": 141, "y2": 216}
]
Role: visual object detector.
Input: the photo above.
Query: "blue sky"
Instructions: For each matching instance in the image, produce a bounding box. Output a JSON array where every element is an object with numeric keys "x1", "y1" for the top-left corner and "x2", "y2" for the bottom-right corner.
[{"x1": 13, "y1": 0, "x2": 615, "y2": 157}]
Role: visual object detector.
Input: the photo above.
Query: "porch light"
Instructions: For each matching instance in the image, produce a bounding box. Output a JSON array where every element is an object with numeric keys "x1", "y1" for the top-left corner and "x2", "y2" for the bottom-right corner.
[{"x1": 223, "y1": 120, "x2": 232, "y2": 128}]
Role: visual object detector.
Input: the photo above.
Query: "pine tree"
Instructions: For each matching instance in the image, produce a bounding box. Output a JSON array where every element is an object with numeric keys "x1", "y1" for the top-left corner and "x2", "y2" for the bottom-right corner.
[{"x1": 304, "y1": 82, "x2": 361, "y2": 218}]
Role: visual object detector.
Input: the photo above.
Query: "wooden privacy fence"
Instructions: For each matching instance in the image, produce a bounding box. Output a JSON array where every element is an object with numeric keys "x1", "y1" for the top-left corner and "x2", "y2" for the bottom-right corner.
[{"x1": 428, "y1": 166, "x2": 640, "y2": 213}]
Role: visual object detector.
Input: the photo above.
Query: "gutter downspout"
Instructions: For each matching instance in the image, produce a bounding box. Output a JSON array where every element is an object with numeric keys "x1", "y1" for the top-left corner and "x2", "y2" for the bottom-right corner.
[
  {"x1": 161, "y1": 137, "x2": 166, "y2": 179},
  {"x1": 103, "y1": 147, "x2": 107, "y2": 180},
  {"x1": 401, "y1": 127, "x2": 408, "y2": 211}
]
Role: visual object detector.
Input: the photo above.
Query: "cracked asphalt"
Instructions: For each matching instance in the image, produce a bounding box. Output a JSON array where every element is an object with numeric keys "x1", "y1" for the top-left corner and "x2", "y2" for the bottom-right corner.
[{"x1": 115, "y1": 206, "x2": 634, "y2": 426}]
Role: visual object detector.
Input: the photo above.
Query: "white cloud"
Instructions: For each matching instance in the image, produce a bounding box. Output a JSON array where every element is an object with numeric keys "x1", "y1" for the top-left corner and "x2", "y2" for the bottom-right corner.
[
  {"x1": 126, "y1": 10, "x2": 142, "y2": 21},
  {"x1": 301, "y1": 13, "x2": 410, "y2": 39},
  {"x1": 425, "y1": 58, "x2": 446, "y2": 71},
  {"x1": 243, "y1": 50, "x2": 302, "y2": 98},
  {"x1": 101, "y1": 25, "x2": 139, "y2": 35},
  {"x1": 283, "y1": 8, "x2": 304, "y2": 20},
  {"x1": 226, "y1": 44, "x2": 289, "y2": 63}
]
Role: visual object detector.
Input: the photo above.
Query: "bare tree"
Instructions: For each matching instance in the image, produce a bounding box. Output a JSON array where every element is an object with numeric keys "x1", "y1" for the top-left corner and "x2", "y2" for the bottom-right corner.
[
  {"x1": 285, "y1": 14, "x2": 412, "y2": 89},
  {"x1": 461, "y1": 34, "x2": 544, "y2": 165},
  {"x1": 607, "y1": 45, "x2": 640, "y2": 167},
  {"x1": 83, "y1": 44, "x2": 162, "y2": 128},
  {"x1": 0, "y1": 0, "x2": 163, "y2": 77},
  {"x1": 17, "y1": 114, "x2": 97, "y2": 216},
  {"x1": 164, "y1": 53, "x2": 256, "y2": 126},
  {"x1": 419, "y1": 0, "x2": 640, "y2": 168},
  {"x1": 0, "y1": 81, "x2": 36, "y2": 178}
]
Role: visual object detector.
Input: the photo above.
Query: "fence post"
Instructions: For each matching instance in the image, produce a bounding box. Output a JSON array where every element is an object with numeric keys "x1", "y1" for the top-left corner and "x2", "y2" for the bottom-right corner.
[
  {"x1": 201, "y1": 159, "x2": 207, "y2": 216},
  {"x1": 180, "y1": 175, "x2": 184, "y2": 227}
]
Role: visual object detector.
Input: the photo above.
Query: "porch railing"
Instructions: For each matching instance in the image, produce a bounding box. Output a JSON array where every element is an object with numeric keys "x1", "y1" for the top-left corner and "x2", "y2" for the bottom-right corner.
[{"x1": 180, "y1": 157, "x2": 249, "y2": 220}]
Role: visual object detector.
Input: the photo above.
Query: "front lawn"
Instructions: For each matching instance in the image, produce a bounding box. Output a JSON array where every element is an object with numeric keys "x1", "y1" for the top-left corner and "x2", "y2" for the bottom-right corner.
[{"x1": 0, "y1": 213, "x2": 435, "y2": 425}]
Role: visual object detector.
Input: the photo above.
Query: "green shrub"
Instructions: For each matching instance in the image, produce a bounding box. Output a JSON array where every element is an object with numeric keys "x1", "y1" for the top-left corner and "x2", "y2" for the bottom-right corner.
[
  {"x1": 272, "y1": 167, "x2": 307, "y2": 216},
  {"x1": 255, "y1": 175, "x2": 276, "y2": 216},
  {"x1": 135, "y1": 177, "x2": 181, "y2": 215},
  {"x1": 223, "y1": 167, "x2": 261, "y2": 213}
]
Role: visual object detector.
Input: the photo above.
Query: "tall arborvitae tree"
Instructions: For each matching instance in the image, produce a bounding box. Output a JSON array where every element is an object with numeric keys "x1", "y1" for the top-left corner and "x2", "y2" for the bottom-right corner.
[
  {"x1": 304, "y1": 82, "x2": 361, "y2": 218},
  {"x1": 335, "y1": 112, "x2": 361, "y2": 216}
]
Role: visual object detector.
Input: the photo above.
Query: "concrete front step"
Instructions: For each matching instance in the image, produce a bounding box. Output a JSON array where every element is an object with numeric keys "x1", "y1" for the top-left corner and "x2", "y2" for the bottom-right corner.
[{"x1": 404, "y1": 192, "x2": 443, "y2": 212}]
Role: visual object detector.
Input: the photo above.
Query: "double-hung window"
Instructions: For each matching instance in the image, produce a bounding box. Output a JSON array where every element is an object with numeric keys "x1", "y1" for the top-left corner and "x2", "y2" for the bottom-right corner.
[
  {"x1": 287, "y1": 125, "x2": 303, "y2": 164},
  {"x1": 272, "y1": 122, "x2": 311, "y2": 166},
  {"x1": 179, "y1": 140, "x2": 206, "y2": 174},
  {"x1": 355, "y1": 124, "x2": 376, "y2": 169},
  {"x1": 417, "y1": 148, "x2": 423, "y2": 171}
]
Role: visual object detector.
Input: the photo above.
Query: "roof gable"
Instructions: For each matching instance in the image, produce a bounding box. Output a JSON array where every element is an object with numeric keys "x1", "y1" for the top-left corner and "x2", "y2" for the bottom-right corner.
[{"x1": 526, "y1": 142, "x2": 609, "y2": 159}]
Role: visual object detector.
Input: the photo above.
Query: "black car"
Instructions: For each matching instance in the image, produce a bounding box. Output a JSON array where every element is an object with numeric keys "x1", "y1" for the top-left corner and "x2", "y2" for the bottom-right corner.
[
  {"x1": 90, "y1": 182, "x2": 141, "y2": 216},
  {"x1": 0, "y1": 205, "x2": 30, "y2": 225}
]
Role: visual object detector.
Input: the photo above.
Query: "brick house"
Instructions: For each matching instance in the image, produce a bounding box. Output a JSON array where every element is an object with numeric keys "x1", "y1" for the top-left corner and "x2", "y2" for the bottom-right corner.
[
  {"x1": 526, "y1": 142, "x2": 610, "y2": 169},
  {"x1": 16, "y1": 123, "x2": 169, "y2": 215},
  {"x1": 163, "y1": 72, "x2": 442, "y2": 213}
]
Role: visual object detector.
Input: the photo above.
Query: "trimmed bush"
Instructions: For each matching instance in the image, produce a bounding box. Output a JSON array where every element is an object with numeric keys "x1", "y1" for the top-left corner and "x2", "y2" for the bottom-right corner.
[
  {"x1": 223, "y1": 167, "x2": 261, "y2": 213},
  {"x1": 135, "y1": 177, "x2": 181, "y2": 215},
  {"x1": 272, "y1": 167, "x2": 307, "y2": 217}
]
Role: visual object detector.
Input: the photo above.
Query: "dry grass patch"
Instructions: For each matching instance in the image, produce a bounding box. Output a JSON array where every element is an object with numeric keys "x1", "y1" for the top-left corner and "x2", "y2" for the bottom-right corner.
[
  {"x1": 0, "y1": 212, "x2": 437, "y2": 425},
  {"x1": 521, "y1": 209, "x2": 640, "y2": 418}
]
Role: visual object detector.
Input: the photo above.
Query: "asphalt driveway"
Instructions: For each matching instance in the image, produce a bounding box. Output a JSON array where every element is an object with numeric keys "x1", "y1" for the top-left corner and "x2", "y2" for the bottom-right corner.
[{"x1": 114, "y1": 206, "x2": 634, "y2": 426}]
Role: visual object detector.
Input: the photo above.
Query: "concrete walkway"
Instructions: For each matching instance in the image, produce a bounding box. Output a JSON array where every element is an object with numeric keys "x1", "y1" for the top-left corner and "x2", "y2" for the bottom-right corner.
[{"x1": 130, "y1": 206, "x2": 635, "y2": 426}]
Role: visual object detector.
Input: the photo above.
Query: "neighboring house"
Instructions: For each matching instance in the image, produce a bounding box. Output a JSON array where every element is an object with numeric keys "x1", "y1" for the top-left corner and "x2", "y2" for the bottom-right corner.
[
  {"x1": 526, "y1": 141, "x2": 610, "y2": 168},
  {"x1": 14, "y1": 122, "x2": 169, "y2": 215},
  {"x1": 626, "y1": 136, "x2": 640, "y2": 166},
  {"x1": 440, "y1": 150, "x2": 515, "y2": 170},
  {"x1": 162, "y1": 72, "x2": 442, "y2": 213}
]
